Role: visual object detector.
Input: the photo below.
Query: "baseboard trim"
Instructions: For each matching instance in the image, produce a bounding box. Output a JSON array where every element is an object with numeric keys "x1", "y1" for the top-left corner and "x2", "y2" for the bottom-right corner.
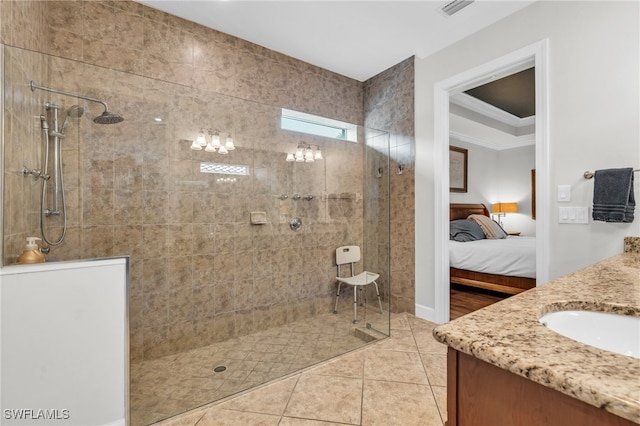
[{"x1": 415, "y1": 304, "x2": 439, "y2": 323}]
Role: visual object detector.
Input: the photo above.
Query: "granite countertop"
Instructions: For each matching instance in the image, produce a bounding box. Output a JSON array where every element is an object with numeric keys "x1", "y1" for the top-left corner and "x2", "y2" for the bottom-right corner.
[{"x1": 433, "y1": 237, "x2": 640, "y2": 424}]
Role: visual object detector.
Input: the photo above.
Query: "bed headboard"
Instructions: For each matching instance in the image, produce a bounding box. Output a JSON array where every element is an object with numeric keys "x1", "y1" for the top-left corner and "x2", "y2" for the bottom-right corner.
[{"x1": 450, "y1": 203, "x2": 490, "y2": 220}]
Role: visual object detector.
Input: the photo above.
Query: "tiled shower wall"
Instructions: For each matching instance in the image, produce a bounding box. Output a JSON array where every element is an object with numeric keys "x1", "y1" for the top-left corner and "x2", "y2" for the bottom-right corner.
[
  {"x1": 0, "y1": 0, "x2": 389, "y2": 362},
  {"x1": 1, "y1": 2, "x2": 49, "y2": 271},
  {"x1": 4, "y1": 46, "x2": 375, "y2": 361},
  {"x1": 364, "y1": 57, "x2": 416, "y2": 314}
]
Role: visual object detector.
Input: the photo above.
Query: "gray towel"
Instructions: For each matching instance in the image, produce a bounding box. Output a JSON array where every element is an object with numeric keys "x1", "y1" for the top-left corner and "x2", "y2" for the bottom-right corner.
[{"x1": 592, "y1": 168, "x2": 635, "y2": 223}]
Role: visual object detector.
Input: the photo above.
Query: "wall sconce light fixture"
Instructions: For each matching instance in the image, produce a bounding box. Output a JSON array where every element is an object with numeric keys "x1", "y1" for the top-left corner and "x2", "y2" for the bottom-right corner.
[
  {"x1": 191, "y1": 130, "x2": 235, "y2": 154},
  {"x1": 286, "y1": 143, "x2": 322, "y2": 163}
]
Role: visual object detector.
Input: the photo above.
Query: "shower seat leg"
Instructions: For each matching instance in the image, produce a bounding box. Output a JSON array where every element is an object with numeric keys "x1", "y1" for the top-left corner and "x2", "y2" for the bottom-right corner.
[
  {"x1": 333, "y1": 282, "x2": 342, "y2": 314},
  {"x1": 353, "y1": 286, "x2": 358, "y2": 323},
  {"x1": 373, "y1": 281, "x2": 384, "y2": 314}
]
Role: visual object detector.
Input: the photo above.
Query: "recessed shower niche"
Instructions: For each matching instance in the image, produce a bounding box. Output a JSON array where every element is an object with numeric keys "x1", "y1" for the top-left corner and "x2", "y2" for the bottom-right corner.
[{"x1": 2, "y1": 45, "x2": 390, "y2": 425}]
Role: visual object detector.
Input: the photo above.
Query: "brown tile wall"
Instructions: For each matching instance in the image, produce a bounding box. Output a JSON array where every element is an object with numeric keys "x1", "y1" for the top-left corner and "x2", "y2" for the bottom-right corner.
[
  {"x1": 34, "y1": 1, "x2": 362, "y2": 125},
  {"x1": 364, "y1": 57, "x2": 415, "y2": 314},
  {"x1": 4, "y1": 48, "x2": 369, "y2": 361},
  {"x1": 1, "y1": 2, "x2": 49, "y2": 259}
]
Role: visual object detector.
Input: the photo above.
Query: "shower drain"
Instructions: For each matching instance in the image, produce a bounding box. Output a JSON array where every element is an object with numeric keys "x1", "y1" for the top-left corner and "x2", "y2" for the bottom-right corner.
[{"x1": 213, "y1": 366, "x2": 227, "y2": 373}]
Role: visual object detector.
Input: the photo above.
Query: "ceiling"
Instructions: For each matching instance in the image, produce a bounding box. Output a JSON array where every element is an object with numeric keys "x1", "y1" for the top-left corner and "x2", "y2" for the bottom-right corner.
[
  {"x1": 137, "y1": 0, "x2": 536, "y2": 82},
  {"x1": 465, "y1": 67, "x2": 535, "y2": 119},
  {"x1": 450, "y1": 66, "x2": 536, "y2": 150}
]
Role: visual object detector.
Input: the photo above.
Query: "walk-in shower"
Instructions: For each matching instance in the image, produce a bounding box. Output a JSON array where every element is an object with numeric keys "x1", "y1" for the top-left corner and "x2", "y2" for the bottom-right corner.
[
  {"x1": 30, "y1": 81, "x2": 124, "y2": 246},
  {"x1": 3, "y1": 46, "x2": 390, "y2": 426}
]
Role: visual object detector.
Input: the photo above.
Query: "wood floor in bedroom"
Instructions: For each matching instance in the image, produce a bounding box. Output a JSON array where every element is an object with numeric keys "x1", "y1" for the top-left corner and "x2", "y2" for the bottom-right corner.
[{"x1": 449, "y1": 284, "x2": 509, "y2": 320}]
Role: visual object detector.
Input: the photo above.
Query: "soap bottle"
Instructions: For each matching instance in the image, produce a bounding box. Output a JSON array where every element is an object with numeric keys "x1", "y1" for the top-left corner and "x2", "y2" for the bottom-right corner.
[{"x1": 17, "y1": 237, "x2": 46, "y2": 264}]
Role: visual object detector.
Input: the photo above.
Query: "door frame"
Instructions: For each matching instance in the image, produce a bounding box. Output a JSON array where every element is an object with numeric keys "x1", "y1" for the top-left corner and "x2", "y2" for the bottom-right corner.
[{"x1": 432, "y1": 40, "x2": 549, "y2": 324}]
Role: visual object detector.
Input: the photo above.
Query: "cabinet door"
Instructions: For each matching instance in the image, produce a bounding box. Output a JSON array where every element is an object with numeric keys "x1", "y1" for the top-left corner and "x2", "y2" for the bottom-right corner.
[{"x1": 448, "y1": 348, "x2": 635, "y2": 426}]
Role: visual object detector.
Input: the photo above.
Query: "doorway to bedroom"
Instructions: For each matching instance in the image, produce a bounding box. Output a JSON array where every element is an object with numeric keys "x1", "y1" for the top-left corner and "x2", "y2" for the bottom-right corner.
[
  {"x1": 448, "y1": 66, "x2": 537, "y2": 319},
  {"x1": 431, "y1": 40, "x2": 550, "y2": 324}
]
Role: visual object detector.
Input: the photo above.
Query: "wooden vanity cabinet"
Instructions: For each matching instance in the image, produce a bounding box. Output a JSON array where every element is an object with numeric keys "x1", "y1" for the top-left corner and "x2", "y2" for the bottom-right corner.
[{"x1": 446, "y1": 348, "x2": 636, "y2": 426}]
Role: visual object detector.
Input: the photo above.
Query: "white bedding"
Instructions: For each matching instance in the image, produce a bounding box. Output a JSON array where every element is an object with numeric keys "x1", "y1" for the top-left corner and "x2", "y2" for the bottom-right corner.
[{"x1": 449, "y1": 236, "x2": 536, "y2": 279}]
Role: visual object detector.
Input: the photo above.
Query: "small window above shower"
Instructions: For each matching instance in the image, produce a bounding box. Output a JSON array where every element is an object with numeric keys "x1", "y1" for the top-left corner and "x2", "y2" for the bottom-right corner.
[{"x1": 281, "y1": 108, "x2": 357, "y2": 142}]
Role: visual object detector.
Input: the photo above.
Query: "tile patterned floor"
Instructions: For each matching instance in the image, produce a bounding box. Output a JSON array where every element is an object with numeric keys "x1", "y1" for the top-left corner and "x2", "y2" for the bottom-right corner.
[
  {"x1": 150, "y1": 313, "x2": 447, "y2": 426},
  {"x1": 132, "y1": 306, "x2": 389, "y2": 426}
]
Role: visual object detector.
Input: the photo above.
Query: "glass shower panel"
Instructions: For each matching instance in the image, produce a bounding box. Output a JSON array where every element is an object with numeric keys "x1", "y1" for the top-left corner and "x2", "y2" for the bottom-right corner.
[
  {"x1": 362, "y1": 128, "x2": 391, "y2": 335},
  {"x1": 2, "y1": 45, "x2": 391, "y2": 426}
]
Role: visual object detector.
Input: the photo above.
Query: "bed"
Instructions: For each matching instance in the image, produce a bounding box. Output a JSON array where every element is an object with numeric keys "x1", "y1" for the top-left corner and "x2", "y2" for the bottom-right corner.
[{"x1": 449, "y1": 203, "x2": 536, "y2": 295}]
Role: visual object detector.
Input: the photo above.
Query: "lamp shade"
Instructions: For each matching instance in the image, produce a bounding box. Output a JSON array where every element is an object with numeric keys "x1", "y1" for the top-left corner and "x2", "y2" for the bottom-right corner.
[{"x1": 492, "y1": 202, "x2": 518, "y2": 214}]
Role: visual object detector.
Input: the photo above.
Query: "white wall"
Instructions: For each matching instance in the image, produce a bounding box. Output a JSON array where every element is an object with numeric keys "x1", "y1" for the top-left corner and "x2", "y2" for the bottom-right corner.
[
  {"x1": 415, "y1": 1, "x2": 639, "y2": 310},
  {"x1": 449, "y1": 139, "x2": 536, "y2": 237},
  {"x1": 449, "y1": 138, "x2": 499, "y2": 206},
  {"x1": 496, "y1": 145, "x2": 536, "y2": 236}
]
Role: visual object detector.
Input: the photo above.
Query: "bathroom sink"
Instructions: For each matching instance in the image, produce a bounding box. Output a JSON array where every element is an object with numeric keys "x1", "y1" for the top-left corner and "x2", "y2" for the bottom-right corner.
[{"x1": 539, "y1": 310, "x2": 640, "y2": 359}]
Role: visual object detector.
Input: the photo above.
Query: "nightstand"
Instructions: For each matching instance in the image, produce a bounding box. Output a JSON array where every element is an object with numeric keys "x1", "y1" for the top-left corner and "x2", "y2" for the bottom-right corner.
[{"x1": 507, "y1": 231, "x2": 521, "y2": 236}]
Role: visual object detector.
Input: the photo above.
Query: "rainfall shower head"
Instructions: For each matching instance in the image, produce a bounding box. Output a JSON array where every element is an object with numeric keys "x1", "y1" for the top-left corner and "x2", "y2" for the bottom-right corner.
[
  {"x1": 30, "y1": 80, "x2": 125, "y2": 125},
  {"x1": 93, "y1": 110, "x2": 124, "y2": 125}
]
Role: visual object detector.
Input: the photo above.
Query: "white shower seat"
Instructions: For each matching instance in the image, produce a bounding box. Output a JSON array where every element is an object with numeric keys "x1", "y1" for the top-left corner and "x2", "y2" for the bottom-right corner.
[{"x1": 333, "y1": 245, "x2": 383, "y2": 323}]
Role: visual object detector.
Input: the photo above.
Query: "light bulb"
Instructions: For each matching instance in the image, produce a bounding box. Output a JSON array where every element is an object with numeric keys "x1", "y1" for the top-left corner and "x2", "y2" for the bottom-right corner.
[
  {"x1": 190, "y1": 139, "x2": 203, "y2": 150},
  {"x1": 314, "y1": 148, "x2": 323, "y2": 160},
  {"x1": 225, "y1": 136, "x2": 235, "y2": 150},
  {"x1": 211, "y1": 134, "x2": 221, "y2": 148},
  {"x1": 286, "y1": 153, "x2": 295, "y2": 162},
  {"x1": 218, "y1": 145, "x2": 229, "y2": 155},
  {"x1": 196, "y1": 132, "x2": 207, "y2": 147}
]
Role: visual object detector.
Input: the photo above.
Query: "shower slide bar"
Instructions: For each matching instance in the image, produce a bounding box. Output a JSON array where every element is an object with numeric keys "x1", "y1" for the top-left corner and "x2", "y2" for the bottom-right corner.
[{"x1": 29, "y1": 81, "x2": 124, "y2": 248}]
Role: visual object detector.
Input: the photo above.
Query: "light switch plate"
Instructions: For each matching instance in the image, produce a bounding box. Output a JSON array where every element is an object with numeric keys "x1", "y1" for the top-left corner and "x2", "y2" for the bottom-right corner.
[
  {"x1": 559, "y1": 206, "x2": 589, "y2": 224},
  {"x1": 557, "y1": 185, "x2": 571, "y2": 202}
]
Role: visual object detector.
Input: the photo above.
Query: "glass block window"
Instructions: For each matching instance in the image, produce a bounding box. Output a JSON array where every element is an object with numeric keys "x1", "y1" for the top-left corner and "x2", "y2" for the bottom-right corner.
[{"x1": 200, "y1": 163, "x2": 250, "y2": 176}]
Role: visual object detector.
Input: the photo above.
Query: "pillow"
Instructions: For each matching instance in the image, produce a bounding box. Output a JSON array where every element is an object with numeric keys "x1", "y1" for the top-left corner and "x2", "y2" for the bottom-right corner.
[
  {"x1": 467, "y1": 214, "x2": 508, "y2": 239},
  {"x1": 449, "y1": 219, "x2": 486, "y2": 242}
]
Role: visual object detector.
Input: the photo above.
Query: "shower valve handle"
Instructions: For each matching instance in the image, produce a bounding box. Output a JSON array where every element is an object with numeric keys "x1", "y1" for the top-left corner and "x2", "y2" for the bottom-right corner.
[{"x1": 23, "y1": 166, "x2": 50, "y2": 181}]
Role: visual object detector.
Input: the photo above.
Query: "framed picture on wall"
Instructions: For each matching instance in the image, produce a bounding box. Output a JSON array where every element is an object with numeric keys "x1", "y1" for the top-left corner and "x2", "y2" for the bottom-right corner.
[{"x1": 449, "y1": 146, "x2": 468, "y2": 193}]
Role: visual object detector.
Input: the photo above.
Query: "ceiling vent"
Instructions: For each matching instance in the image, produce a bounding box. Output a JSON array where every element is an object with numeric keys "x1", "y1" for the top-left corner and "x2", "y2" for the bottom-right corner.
[{"x1": 441, "y1": 0, "x2": 475, "y2": 16}]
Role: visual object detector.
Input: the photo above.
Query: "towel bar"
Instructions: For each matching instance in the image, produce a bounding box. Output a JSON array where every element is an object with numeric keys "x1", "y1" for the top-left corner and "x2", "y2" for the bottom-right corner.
[{"x1": 584, "y1": 169, "x2": 639, "y2": 179}]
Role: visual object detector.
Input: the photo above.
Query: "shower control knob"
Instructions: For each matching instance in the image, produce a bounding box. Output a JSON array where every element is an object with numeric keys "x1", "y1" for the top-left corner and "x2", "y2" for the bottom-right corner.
[
  {"x1": 289, "y1": 217, "x2": 302, "y2": 231},
  {"x1": 22, "y1": 167, "x2": 49, "y2": 181}
]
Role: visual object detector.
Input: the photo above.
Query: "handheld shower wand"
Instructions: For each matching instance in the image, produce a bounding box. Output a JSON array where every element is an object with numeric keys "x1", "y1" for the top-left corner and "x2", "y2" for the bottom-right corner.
[
  {"x1": 60, "y1": 105, "x2": 85, "y2": 134},
  {"x1": 30, "y1": 81, "x2": 124, "y2": 248}
]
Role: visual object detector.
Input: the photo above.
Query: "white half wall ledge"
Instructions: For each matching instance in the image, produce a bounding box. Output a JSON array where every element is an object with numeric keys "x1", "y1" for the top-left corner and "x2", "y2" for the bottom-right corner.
[{"x1": 0, "y1": 257, "x2": 129, "y2": 426}]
